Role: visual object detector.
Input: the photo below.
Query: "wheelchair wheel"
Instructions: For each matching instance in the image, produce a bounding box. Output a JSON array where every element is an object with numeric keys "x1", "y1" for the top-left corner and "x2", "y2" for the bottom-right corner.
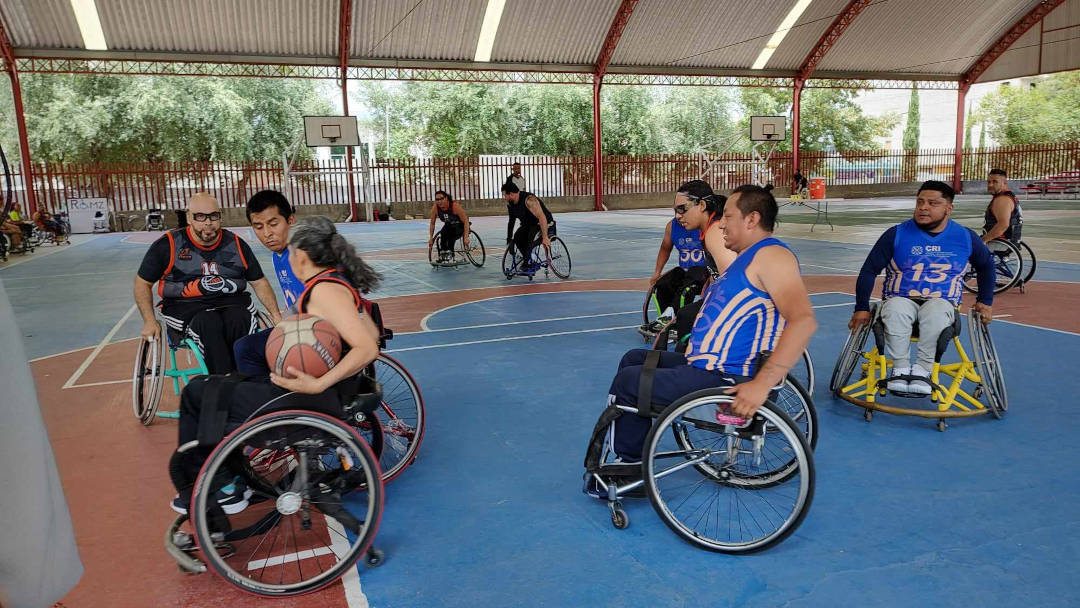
[
  {"x1": 643, "y1": 393, "x2": 814, "y2": 553},
  {"x1": 546, "y1": 237, "x2": 572, "y2": 279},
  {"x1": 830, "y1": 303, "x2": 877, "y2": 393},
  {"x1": 968, "y1": 312, "x2": 1007, "y2": 418},
  {"x1": 132, "y1": 320, "x2": 167, "y2": 425},
  {"x1": 463, "y1": 230, "x2": 485, "y2": 267},
  {"x1": 28, "y1": 227, "x2": 46, "y2": 248},
  {"x1": 642, "y1": 283, "x2": 661, "y2": 327},
  {"x1": 0, "y1": 233, "x2": 9, "y2": 261},
  {"x1": 501, "y1": 246, "x2": 519, "y2": 279},
  {"x1": 191, "y1": 410, "x2": 383, "y2": 597},
  {"x1": 964, "y1": 239, "x2": 1022, "y2": 294},
  {"x1": 1017, "y1": 240, "x2": 1036, "y2": 285},
  {"x1": 790, "y1": 349, "x2": 815, "y2": 395},
  {"x1": 427, "y1": 242, "x2": 440, "y2": 267},
  {"x1": 255, "y1": 309, "x2": 274, "y2": 330},
  {"x1": 354, "y1": 354, "x2": 426, "y2": 482}
]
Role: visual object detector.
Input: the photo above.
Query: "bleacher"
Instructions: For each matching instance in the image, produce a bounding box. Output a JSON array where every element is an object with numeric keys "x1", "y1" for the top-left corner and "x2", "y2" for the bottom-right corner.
[{"x1": 1021, "y1": 170, "x2": 1080, "y2": 197}]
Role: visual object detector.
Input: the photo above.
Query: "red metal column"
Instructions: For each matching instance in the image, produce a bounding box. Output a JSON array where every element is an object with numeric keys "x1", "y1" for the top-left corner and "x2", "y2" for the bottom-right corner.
[
  {"x1": 0, "y1": 20, "x2": 36, "y2": 213},
  {"x1": 961, "y1": 0, "x2": 1065, "y2": 88},
  {"x1": 792, "y1": 79, "x2": 803, "y2": 174},
  {"x1": 592, "y1": 76, "x2": 604, "y2": 211},
  {"x1": 952, "y1": 83, "x2": 969, "y2": 193},
  {"x1": 339, "y1": 0, "x2": 360, "y2": 221}
]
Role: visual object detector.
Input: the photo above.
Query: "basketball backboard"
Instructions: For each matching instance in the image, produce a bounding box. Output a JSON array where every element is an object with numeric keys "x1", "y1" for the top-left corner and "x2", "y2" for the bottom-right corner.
[
  {"x1": 750, "y1": 116, "x2": 786, "y2": 141},
  {"x1": 304, "y1": 115, "x2": 360, "y2": 147}
]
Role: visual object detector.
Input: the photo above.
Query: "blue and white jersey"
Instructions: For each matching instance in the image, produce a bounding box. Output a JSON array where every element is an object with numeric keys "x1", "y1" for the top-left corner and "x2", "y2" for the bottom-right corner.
[
  {"x1": 685, "y1": 237, "x2": 791, "y2": 376},
  {"x1": 884, "y1": 219, "x2": 971, "y2": 305},
  {"x1": 670, "y1": 219, "x2": 706, "y2": 269},
  {"x1": 272, "y1": 248, "x2": 304, "y2": 308}
]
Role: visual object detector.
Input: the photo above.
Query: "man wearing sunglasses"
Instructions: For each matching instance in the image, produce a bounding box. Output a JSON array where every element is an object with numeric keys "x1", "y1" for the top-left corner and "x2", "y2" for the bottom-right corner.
[{"x1": 133, "y1": 192, "x2": 281, "y2": 374}]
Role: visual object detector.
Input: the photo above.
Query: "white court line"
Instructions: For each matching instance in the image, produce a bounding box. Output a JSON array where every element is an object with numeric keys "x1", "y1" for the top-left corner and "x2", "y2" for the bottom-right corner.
[
  {"x1": 29, "y1": 337, "x2": 140, "y2": 362},
  {"x1": 0, "y1": 269, "x2": 133, "y2": 281},
  {"x1": 62, "y1": 304, "x2": 138, "y2": 389},
  {"x1": 0, "y1": 234, "x2": 103, "y2": 271},
  {"x1": 385, "y1": 324, "x2": 640, "y2": 353},
  {"x1": 326, "y1": 516, "x2": 370, "y2": 608},
  {"x1": 418, "y1": 289, "x2": 643, "y2": 330},
  {"x1": 376, "y1": 261, "x2": 442, "y2": 291},
  {"x1": 246, "y1": 546, "x2": 334, "y2": 570},
  {"x1": 801, "y1": 263, "x2": 859, "y2": 274},
  {"x1": 65, "y1": 378, "x2": 132, "y2": 389},
  {"x1": 402, "y1": 310, "x2": 639, "y2": 335}
]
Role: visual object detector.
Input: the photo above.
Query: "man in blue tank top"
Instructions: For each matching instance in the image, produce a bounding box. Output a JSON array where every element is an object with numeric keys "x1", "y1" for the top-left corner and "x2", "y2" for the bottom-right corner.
[
  {"x1": 642, "y1": 218, "x2": 709, "y2": 331},
  {"x1": 851, "y1": 181, "x2": 996, "y2": 395},
  {"x1": 605, "y1": 185, "x2": 818, "y2": 462}
]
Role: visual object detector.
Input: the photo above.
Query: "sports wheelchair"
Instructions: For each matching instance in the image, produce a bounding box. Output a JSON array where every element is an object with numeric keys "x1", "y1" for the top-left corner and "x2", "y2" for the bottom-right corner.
[
  {"x1": 29, "y1": 211, "x2": 71, "y2": 246},
  {"x1": 583, "y1": 348, "x2": 816, "y2": 553},
  {"x1": 830, "y1": 302, "x2": 1007, "y2": 432},
  {"x1": 166, "y1": 375, "x2": 387, "y2": 597},
  {"x1": 962, "y1": 237, "x2": 1035, "y2": 295},
  {"x1": 429, "y1": 228, "x2": 486, "y2": 269},
  {"x1": 502, "y1": 226, "x2": 571, "y2": 281},
  {"x1": 638, "y1": 271, "x2": 706, "y2": 342}
]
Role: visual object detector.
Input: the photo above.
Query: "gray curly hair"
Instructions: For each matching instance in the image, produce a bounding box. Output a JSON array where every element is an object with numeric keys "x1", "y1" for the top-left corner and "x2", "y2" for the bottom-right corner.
[{"x1": 288, "y1": 216, "x2": 381, "y2": 293}]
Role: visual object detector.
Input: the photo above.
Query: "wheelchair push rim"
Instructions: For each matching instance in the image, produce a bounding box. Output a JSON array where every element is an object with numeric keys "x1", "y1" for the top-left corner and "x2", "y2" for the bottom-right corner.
[
  {"x1": 964, "y1": 239, "x2": 1022, "y2": 295},
  {"x1": 644, "y1": 394, "x2": 814, "y2": 553},
  {"x1": 463, "y1": 230, "x2": 485, "y2": 267},
  {"x1": 1017, "y1": 240, "x2": 1036, "y2": 285},
  {"x1": 545, "y1": 237, "x2": 572, "y2": 279},
  {"x1": 191, "y1": 410, "x2": 384, "y2": 597},
  {"x1": 132, "y1": 319, "x2": 167, "y2": 425},
  {"x1": 830, "y1": 303, "x2": 877, "y2": 393}
]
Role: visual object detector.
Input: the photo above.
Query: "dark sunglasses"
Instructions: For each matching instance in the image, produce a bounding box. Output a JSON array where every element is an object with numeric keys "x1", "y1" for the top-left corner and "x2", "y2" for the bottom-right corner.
[
  {"x1": 191, "y1": 212, "x2": 222, "y2": 222},
  {"x1": 435, "y1": 196, "x2": 446, "y2": 201}
]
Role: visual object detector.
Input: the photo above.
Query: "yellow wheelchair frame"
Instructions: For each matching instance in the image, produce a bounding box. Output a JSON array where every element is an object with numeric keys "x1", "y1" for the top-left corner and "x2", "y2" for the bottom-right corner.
[{"x1": 831, "y1": 301, "x2": 1007, "y2": 431}]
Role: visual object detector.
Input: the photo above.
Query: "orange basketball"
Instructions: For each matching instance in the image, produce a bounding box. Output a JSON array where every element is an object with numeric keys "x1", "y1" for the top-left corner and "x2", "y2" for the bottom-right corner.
[{"x1": 265, "y1": 314, "x2": 343, "y2": 378}]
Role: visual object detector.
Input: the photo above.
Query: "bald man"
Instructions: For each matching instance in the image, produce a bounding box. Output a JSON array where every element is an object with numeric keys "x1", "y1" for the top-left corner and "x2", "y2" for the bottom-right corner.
[{"x1": 134, "y1": 193, "x2": 280, "y2": 374}]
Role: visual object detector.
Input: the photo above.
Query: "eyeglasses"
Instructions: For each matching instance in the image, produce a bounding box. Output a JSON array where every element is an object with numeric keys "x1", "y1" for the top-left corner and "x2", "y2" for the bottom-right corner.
[
  {"x1": 435, "y1": 196, "x2": 446, "y2": 201},
  {"x1": 673, "y1": 203, "x2": 692, "y2": 216},
  {"x1": 191, "y1": 212, "x2": 222, "y2": 222}
]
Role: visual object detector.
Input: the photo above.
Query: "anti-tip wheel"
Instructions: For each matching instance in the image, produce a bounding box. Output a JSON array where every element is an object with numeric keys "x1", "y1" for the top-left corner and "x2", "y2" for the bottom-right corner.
[
  {"x1": 937, "y1": 419, "x2": 947, "y2": 432},
  {"x1": 611, "y1": 508, "x2": 628, "y2": 530},
  {"x1": 864, "y1": 410, "x2": 873, "y2": 422},
  {"x1": 365, "y1": 547, "x2": 385, "y2": 568}
]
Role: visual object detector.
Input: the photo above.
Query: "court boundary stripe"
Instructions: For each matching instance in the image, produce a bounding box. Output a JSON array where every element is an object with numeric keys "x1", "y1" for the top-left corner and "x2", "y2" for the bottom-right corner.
[{"x1": 62, "y1": 304, "x2": 138, "y2": 389}]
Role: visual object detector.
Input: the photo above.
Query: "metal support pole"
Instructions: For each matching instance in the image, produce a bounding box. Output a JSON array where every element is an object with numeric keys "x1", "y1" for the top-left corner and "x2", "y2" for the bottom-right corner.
[
  {"x1": 792, "y1": 79, "x2": 803, "y2": 177},
  {"x1": 952, "y1": 83, "x2": 969, "y2": 194},
  {"x1": 592, "y1": 75, "x2": 604, "y2": 211},
  {"x1": 341, "y1": 81, "x2": 361, "y2": 221},
  {"x1": 5, "y1": 62, "x2": 36, "y2": 213}
]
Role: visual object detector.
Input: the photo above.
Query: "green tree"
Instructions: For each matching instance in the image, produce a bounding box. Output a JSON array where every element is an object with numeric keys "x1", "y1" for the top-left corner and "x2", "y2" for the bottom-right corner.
[
  {"x1": 653, "y1": 87, "x2": 736, "y2": 153},
  {"x1": 978, "y1": 119, "x2": 986, "y2": 149},
  {"x1": 964, "y1": 101, "x2": 973, "y2": 150},
  {"x1": 737, "y1": 87, "x2": 896, "y2": 152},
  {"x1": 975, "y1": 71, "x2": 1080, "y2": 145},
  {"x1": 902, "y1": 85, "x2": 920, "y2": 151}
]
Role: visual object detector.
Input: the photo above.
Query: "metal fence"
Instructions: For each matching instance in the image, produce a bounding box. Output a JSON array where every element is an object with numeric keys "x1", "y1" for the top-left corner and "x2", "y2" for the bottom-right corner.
[{"x1": 10, "y1": 141, "x2": 1079, "y2": 213}]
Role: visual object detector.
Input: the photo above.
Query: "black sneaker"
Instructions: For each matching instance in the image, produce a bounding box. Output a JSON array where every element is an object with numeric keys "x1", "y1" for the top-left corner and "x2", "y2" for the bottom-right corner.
[{"x1": 170, "y1": 478, "x2": 252, "y2": 515}]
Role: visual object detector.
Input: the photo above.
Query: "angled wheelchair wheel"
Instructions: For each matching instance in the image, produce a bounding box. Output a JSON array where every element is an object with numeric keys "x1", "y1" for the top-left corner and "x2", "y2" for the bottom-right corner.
[
  {"x1": 428, "y1": 242, "x2": 440, "y2": 267},
  {"x1": 830, "y1": 303, "x2": 877, "y2": 393},
  {"x1": 546, "y1": 237, "x2": 572, "y2": 279},
  {"x1": 644, "y1": 393, "x2": 814, "y2": 553},
  {"x1": 790, "y1": 349, "x2": 815, "y2": 396},
  {"x1": 463, "y1": 230, "x2": 485, "y2": 267},
  {"x1": 1017, "y1": 240, "x2": 1036, "y2": 285},
  {"x1": 353, "y1": 354, "x2": 426, "y2": 482},
  {"x1": 968, "y1": 312, "x2": 1008, "y2": 418},
  {"x1": 964, "y1": 239, "x2": 1022, "y2": 294},
  {"x1": 501, "y1": 246, "x2": 519, "y2": 279},
  {"x1": 191, "y1": 410, "x2": 384, "y2": 597},
  {"x1": 255, "y1": 309, "x2": 274, "y2": 330},
  {"x1": 642, "y1": 283, "x2": 661, "y2": 327},
  {"x1": 132, "y1": 320, "x2": 167, "y2": 425}
]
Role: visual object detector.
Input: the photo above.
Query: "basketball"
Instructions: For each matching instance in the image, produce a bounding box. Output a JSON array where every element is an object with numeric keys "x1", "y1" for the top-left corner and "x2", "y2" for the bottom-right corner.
[{"x1": 265, "y1": 314, "x2": 343, "y2": 378}]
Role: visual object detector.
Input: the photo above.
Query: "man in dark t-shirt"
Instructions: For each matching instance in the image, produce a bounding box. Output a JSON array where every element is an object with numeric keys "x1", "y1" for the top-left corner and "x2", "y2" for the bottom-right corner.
[{"x1": 133, "y1": 193, "x2": 280, "y2": 374}]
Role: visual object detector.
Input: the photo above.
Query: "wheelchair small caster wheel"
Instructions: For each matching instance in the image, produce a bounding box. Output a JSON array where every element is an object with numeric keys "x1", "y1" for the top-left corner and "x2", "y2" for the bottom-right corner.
[
  {"x1": 365, "y1": 547, "x2": 385, "y2": 568},
  {"x1": 610, "y1": 507, "x2": 629, "y2": 530},
  {"x1": 973, "y1": 385, "x2": 983, "y2": 399},
  {"x1": 864, "y1": 410, "x2": 873, "y2": 422},
  {"x1": 936, "y1": 419, "x2": 947, "y2": 432}
]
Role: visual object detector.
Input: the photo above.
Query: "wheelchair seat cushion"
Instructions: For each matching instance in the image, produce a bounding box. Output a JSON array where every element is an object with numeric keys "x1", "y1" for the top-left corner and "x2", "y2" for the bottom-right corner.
[{"x1": 873, "y1": 307, "x2": 962, "y2": 363}]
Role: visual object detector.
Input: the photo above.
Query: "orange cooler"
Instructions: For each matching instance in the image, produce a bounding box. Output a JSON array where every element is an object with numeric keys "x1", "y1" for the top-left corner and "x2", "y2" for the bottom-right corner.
[{"x1": 809, "y1": 178, "x2": 826, "y2": 199}]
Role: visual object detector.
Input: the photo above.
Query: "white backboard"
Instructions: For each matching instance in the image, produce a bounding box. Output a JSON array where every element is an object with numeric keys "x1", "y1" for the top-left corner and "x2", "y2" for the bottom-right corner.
[
  {"x1": 750, "y1": 116, "x2": 786, "y2": 141},
  {"x1": 304, "y1": 115, "x2": 360, "y2": 147}
]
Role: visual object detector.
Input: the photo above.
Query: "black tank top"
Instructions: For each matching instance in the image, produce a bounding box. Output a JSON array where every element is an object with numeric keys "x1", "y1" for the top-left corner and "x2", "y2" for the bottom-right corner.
[
  {"x1": 157, "y1": 227, "x2": 250, "y2": 304},
  {"x1": 983, "y1": 190, "x2": 1022, "y2": 242},
  {"x1": 436, "y1": 201, "x2": 462, "y2": 226},
  {"x1": 507, "y1": 191, "x2": 554, "y2": 227}
]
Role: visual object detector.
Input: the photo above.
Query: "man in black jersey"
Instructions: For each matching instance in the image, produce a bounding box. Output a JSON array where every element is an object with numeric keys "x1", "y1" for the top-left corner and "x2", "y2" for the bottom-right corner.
[
  {"x1": 983, "y1": 168, "x2": 1023, "y2": 244},
  {"x1": 427, "y1": 190, "x2": 471, "y2": 261},
  {"x1": 502, "y1": 182, "x2": 555, "y2": 264},
  {"x1": 133, "y1": 193, "x2": 281, "y2": 374}
]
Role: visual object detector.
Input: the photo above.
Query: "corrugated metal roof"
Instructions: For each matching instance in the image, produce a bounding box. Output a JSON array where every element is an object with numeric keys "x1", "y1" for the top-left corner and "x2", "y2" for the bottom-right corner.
[
  {"x1": 0, "y1": 0, "x2": 82, "y2": 49},
  {"x1": 611, "y1": 0, "x2": 798, "y2": 68},
  {"x1": 96, "y1": 0, "x2": 338, "y2": 56},
  {"x1": 0, "y1": 0, "x2": 1076, "y2": 82},
  {"x1": 816, "y1": 0, "x2": 1045, "y2": 74},
  {"x1": 489, "y1": 0, "x2": 620, "y2": 65},
  {"x1": 351, "y1": 0, "x2": 489, "y2": 61}
]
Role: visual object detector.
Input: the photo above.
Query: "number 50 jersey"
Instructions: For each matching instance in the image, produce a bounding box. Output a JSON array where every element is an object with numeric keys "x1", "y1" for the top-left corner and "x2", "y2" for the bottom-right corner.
[{"x1": 883, "y1": 219, "x2": 971, "y2": 305}]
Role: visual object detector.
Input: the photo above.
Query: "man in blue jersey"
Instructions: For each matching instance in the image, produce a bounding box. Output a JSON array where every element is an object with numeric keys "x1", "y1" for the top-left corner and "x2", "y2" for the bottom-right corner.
[
  {"x1": 603, "y1": 185, "x2": 818, "y2": 462},
  {"x1": 232, "y1": 190, "x2": 304, "y2": 376},
  {"x1": 642, "y1": 217, "x2": 710, "y2": 334},
  {"x1": 850, "y1": 180, "x2": 996, "y2": 395}
]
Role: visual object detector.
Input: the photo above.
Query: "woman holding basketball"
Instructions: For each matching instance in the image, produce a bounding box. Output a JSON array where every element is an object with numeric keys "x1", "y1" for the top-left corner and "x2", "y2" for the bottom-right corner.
[{"x1": 170, "y1": 216, "x2": 383, "y2": 515}]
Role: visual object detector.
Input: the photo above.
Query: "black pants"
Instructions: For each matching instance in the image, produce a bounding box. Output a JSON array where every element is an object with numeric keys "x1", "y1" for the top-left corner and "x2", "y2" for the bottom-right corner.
[
  {"x1": 438, "y1": 223, "x2": 465, "y2": 253},
  {"x1": 608, "y1": 349, "x2": 748, "y2": 461},
  {"x1": 512, "y1": 222, "x2": 555, "y2": 261},
  {"x1": 161, "y1": 302, "x2": 256, "y2": 374},
  {"x1": 672, "y1": 299, "x2": 704, "y2": 352},
  {"x1": 653, "y1": 266, "x2": 708, "y2": 314}
]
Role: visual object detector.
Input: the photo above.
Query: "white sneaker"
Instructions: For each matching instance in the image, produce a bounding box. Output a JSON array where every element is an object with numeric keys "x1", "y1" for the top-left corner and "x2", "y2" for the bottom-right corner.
[
  {"x1": 887, "y1": 367, "x2": 910, "y2": 393},
  {"x1": 908, "y1": 364, "x2": 932, "y2": 396}
]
